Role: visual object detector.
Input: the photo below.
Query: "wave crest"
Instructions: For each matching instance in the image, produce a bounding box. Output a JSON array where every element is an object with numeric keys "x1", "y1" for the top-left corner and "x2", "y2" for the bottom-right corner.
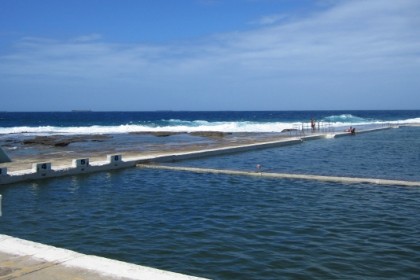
[
  {"x1": 322, "y1": 114, "x2": 371, "y2": 123},
  {"x1": 0, "y1": 117, "x2": 418, "y2": 135}
]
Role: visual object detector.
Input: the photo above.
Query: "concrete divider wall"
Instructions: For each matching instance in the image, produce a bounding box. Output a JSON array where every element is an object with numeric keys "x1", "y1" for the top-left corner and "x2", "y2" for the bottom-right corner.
[
  {"x1": 0, "y1": 126, "x2": 398, "y2": 186},
  {"x1": 107, "y1": 154, "x2": 122, "y2": 167},
  {"x1": 0, "y1": 138, "x2": 305, "y2": 185},
  {"x1": 143, "y1": 138, "x2": 303, "y2": 164},
  {"x1": 0, "y1": 154, "x2": 137, "y2": 185},
  {"x1": 138, "y1": 164, "x2": 420, "y2": 187},
  {"x1": 333, "y1": 126, "x2": 393, "y2": 138},
  {"x1": 72, "y1": 158, "x2": 90, "y2": 171},
  {"x1": 32, "y1": 162, "x2": 52, "y2": 178}
]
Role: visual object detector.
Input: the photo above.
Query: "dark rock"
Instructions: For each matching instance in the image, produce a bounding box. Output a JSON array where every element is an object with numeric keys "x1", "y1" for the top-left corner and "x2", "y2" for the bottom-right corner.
[
  {"x1": 23, "y1": 135, "x2": 112, "y2": 147},
  {"x1": 189, "y1": 131, "x2": 229, "y2": 138},
  {"x1": 23, "y1": 136, "x2": 56, "y2": 146},
  {"x1": 150, "y1": 132, "x2": 174, "y2": 137},
  {"x1": 129, "y1": 131, "x2": 184, "y2": 137},
  {"x1": 54, "y1": 141, "x2": 70, "y2": 147}
]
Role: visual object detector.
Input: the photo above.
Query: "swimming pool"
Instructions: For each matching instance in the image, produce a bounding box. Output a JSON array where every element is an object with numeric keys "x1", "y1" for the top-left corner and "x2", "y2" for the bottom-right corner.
[
  {"x1": 173, "y1": 126, "x2": 420, "y2": 182},
  {"x1": 0, "y1": 127, "x2": 419, "y2": 279}
]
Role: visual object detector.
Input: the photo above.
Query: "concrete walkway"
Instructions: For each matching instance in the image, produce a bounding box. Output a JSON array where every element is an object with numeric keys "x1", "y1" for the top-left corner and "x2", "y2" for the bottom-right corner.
[
  {"x1": 0, "y1": 126, "x2": 400, "y2": 186},
  {"x1": 138, "y1": 164, "x2": 420, "y2": 187},
  {"x1": 0, "y1": 235, "x2": 207, "y2": 280},
  {"x1": 0, "y1": 136, "x2": 304, "y2": 185}
]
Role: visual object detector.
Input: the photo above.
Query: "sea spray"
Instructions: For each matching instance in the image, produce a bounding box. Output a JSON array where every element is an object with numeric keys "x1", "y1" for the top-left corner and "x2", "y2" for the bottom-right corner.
[{"x1": 0, "y1": 111, "x2": 418, "y2": 136}]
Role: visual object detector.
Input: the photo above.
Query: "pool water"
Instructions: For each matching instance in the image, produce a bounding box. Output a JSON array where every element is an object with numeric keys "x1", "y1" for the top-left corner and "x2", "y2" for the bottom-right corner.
[
  {"x1": 174, "y1": 127, "x2": 420, "y2": 182},
  {"x1": 0, "y1": 127, "x2": 419, "y2": 279}
]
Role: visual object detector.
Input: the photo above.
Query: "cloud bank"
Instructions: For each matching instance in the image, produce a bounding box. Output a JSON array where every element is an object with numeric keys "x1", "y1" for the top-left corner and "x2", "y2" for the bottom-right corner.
[{"x1": 1, "y1": 0, "x2": 419, "y2": 110}]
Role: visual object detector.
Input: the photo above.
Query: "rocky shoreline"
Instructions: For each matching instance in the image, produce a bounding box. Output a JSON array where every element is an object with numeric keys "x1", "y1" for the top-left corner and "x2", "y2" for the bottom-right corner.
[
  {"x1": 19, "y1": 131, "x2": 235, "y2": 148},
  {"x1": 22, "y1": 135, "x2": 112, "y2": 147}
]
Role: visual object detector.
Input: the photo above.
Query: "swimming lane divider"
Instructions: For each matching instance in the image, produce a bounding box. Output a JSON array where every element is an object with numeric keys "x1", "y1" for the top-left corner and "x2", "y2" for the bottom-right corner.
[{"x1": 137, "y1": 164, "x2": 420, "y2": 187}]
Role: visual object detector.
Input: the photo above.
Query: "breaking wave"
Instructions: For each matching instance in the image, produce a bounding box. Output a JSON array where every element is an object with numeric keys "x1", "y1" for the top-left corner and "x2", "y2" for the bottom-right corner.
[
  {"x1": 322, "y1": 114, "x2": 372, "y2": 123},
  {"x1": 0, "y1": 115, "x2": 419, "y2": 136}
]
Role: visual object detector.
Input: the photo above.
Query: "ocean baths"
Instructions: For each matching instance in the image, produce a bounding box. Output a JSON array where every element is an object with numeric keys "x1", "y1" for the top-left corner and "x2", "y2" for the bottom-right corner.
[
  {"x1": 2, "y1": 126, "x2": 418, "y2": 186},
  {"x1": 1, "y1": 112, "x2": 419, "y2": 279}
]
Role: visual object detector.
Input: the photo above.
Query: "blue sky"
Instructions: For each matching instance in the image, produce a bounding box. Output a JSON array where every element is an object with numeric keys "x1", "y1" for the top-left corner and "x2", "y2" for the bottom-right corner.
[{"x1": 1, "y1": 0, "x2": 419, "y2": 111}]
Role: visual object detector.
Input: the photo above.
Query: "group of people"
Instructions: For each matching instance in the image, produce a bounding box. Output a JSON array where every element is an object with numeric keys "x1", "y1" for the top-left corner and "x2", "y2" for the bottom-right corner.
[
  {"x1": 310, "y1": 118, "x2": 356, "y2": 135},
  {"x1": 347, "y1": 126, "x2": 356, "y2": 135}
]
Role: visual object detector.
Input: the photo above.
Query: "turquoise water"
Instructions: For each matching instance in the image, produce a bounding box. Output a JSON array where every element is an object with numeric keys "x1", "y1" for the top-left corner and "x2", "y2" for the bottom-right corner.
[{"x1": 0, "y1": 127, "x2": 419, "y2": 279}]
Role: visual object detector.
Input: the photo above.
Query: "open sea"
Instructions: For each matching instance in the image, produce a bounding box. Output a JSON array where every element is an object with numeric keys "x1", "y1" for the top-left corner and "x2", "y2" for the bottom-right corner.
[{"x1": 0, "y1": 110, "x2": 419, "y2": 279}]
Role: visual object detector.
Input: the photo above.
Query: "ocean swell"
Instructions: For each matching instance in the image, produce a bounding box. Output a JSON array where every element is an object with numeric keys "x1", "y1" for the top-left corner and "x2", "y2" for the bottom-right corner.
[{"x1": 0, "y1": 117, "x2": 418, "y2": 136}]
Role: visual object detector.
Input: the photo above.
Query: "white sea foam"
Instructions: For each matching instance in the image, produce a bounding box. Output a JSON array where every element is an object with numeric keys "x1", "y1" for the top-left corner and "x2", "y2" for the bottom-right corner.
[
  {"x1": 322, "y1": 114, "x2": 371, "y2": 123},
  {"x1": 392, "y1": 117, "x2": 420, "y2": 124},
  {"x1": 0, "y1": 117, "x2": 418, "y2": 136},
  {"x1": 0, "y1": 123, "x2": 294, "y2": 135}
]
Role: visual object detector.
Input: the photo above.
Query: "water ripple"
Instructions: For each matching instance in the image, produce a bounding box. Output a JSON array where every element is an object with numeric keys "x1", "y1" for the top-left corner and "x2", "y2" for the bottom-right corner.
[{"x1": 1, "y1": 166, "x2": 420, "y2": 279}]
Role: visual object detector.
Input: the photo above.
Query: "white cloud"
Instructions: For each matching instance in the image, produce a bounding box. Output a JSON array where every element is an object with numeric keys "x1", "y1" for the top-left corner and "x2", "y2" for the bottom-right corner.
[
  {"x1": 1, "y1": 0, "x2": 419, "y2": 110},
  {"x1": 72, "y1": 34, "x2": 103, "y2": 42},
  {"x1": 251, "y1": 14, "x2": 288, "y2": 26}
]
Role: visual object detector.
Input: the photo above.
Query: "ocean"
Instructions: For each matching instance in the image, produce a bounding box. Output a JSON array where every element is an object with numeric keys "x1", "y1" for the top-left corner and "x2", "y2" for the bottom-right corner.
[
  {"x1": 1, "y1": 110, "x2": 419, "y2": 134},
  {"x1": 0, "y1": 110, "x2": 420, "y2": 279}
]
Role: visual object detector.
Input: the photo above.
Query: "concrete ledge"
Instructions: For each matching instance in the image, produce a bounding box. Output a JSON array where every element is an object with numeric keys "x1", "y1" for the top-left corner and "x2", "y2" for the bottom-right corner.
[
  {"x1": 32, "y1": 162, "x2": 52, "y2": 178},
  {"x1": 72, "y1": 158, "x2": 90, "y2": 172},
  {"x1": 107, "y1": 154, "x2": 122, "y2": 167},
  {"x1": 0, "y1": 234, "x2": 207, "y2": 280},
  {"x1": 138, "y1": 164, "x2": 420, "y2": 187},
  {"x1": 137, "y1": 164, "x2": 420, "y2": 187},
  {"x1": 0, "y1": 126, "x2": 404, "y2": 186},
  {"x1": 0, "y1": 154, "x2": 138, "y2": 185},
  {"x1": 139, "y1": 138, "x2": 303, "y2": 164},
  {"x1": 332, "y1": 126, "x2": 393, "y2": 138},
  {"x1": 0, "y1": 138, "x2": 304, "y2": 185},
  {"x1": 301, "y1": 134, "x2": 328, "y2": 141}
]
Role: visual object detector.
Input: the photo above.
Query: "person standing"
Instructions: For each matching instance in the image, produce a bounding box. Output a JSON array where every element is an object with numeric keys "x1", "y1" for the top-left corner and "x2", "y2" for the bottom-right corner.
[{"x1": 310, "y1": 118, "x2": 316, "y2": 131}]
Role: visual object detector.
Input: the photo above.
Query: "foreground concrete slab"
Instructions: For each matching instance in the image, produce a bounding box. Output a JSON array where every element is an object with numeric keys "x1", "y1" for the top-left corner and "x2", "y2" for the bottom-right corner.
[{"x1": 0, "y1": 235, "x2": 208, "y2": 280}]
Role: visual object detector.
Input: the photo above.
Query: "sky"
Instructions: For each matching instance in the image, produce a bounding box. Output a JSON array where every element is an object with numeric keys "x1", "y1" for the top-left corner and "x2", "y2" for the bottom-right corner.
[{"x1": 0, "y1": 0, "x2": 419, "y2": 111}]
